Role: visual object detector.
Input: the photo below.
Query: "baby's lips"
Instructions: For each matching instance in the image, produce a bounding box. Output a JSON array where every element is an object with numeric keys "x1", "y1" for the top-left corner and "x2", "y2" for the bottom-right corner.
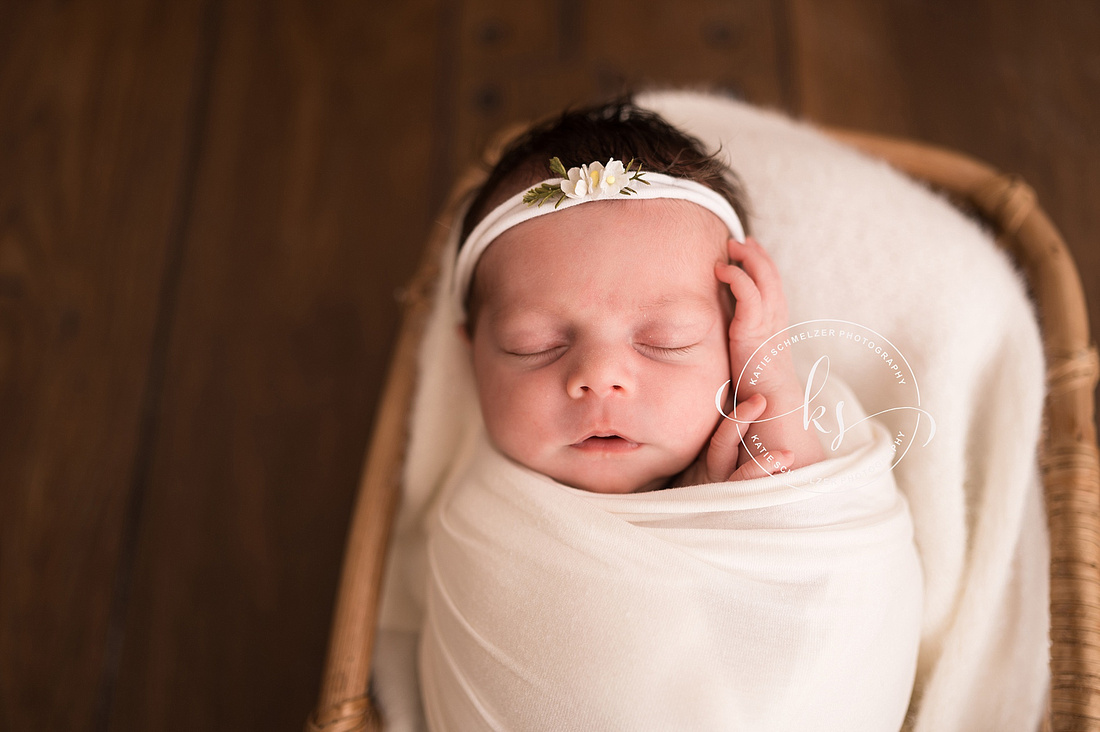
[
  {"x1": 571, "y1": 431, "x2": 640, "y2": 448},
  {"x1": 570, "y1": 435, "x2": 642, "y2": 454}
]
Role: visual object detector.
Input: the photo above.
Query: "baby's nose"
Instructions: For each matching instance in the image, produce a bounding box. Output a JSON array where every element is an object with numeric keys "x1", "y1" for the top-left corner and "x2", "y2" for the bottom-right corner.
[{"x1": 566, "y1": 348, "x2": 633, "y2": 398}]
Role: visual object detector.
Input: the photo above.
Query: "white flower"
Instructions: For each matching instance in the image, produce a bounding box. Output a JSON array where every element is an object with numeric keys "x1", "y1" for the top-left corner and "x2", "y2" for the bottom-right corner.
[
  {"x1": 548, "y1": 158, "x2": 640, "y2": 203},
  {"x1": 561, "y1": 164, "x2": 591, "y2": 199},
  {"x1": 585, "y1": 160, "x2": 607, "y2": 196},
  {"x1": 597, "y1": 158, "x2": 628, "y2": 195}
]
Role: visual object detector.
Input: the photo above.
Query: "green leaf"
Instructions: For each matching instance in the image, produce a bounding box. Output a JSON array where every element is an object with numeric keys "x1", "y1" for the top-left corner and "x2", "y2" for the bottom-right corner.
[
  {"x1": 549, "y1": 157, "x2": 568, "y2": 178},
  {"x1": 523, "y1": 183, "x2": 565, "y2": 207}
]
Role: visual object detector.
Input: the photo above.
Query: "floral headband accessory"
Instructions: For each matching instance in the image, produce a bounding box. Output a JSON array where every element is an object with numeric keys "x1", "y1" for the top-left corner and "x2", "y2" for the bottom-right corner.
[
  {"x1": 453, "y1": 157, "x2": 746, "y2": 321},
  {"x1": 523, "y1": 157, "x2": 648, "y2": 208}
]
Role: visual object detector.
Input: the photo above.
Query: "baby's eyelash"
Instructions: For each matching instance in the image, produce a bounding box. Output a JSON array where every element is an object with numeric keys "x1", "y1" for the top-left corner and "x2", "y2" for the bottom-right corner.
[
  {"x1": 637, "y1": 343, "x2": 698, "y2": 356},
  {"x1": 505, "y1": 346, "x2": 567, "y2": 361}
]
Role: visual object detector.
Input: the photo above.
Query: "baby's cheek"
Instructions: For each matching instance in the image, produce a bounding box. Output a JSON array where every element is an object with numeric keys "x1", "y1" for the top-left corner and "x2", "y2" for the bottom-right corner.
[
  {"x1": 654, "y1": 372, "x2": 723, "y2": 434},
  {"x1": 478, "y1": 372, "x2": 554, "y2": 448},
  {"x1": 480, "y1": 376, "x2": 524, "y2": 426}
]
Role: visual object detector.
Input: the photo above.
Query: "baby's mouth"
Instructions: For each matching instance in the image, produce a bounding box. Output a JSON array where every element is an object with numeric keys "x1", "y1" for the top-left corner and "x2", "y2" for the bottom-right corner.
[{"x1": 571, "y1": 433, "x2": 640, "y2": 451}]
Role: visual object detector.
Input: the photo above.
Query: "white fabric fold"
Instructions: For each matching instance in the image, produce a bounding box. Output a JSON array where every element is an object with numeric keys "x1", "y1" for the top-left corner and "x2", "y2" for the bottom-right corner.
[{"x1": 419, "y1": 409, "x2": 922, "y2": 732}]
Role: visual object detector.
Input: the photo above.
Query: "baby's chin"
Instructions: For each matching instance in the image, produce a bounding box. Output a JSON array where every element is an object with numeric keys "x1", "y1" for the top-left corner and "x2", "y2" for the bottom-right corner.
[{"x1": 546, "y1": 465, "x2": 679, "y2": 495}]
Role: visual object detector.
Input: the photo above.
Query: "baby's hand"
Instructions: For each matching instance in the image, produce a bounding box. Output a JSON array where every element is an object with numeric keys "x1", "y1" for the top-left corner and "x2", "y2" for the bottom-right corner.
[
  {"x1": 716, "y1": 237, "x2": 790, "y2": 388},
  {"x1": 671, "y1": 392, "x2": 793, "y2": 488},
  {"x1": 716, "y1": 237, "x2": 825, "y2": 473}
]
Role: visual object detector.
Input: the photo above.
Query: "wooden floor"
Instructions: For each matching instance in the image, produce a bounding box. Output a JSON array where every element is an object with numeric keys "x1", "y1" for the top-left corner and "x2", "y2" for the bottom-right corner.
[{"x1": 2, "y1": 1, "x2": 1098, "y2": 729}]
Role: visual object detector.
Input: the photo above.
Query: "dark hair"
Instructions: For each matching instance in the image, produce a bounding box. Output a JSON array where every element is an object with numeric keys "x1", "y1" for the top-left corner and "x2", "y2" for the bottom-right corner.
[{"x1": 459, "y1": 97, "x2": 751, "y2": 245}]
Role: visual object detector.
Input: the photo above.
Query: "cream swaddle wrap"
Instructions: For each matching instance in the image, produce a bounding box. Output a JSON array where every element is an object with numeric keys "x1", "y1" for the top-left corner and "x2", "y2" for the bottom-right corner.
[{"x1": 420, "y1": 396, "x2": 922, "y2": 731}]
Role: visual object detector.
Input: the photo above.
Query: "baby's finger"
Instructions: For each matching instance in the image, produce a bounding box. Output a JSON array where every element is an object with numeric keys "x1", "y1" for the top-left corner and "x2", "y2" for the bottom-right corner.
[
  {"x1": 706, "y1": 393, "x2": 766, "y2": 481},
  {"x1": 729, "y1": 449, "x2": 795, "y2": 482},
  {"x1": 728, "y1": 238, "x2": 786, "y2": 317},
  {"x1": 715, "y1": 262, "x2": 763, "y2": 328}
]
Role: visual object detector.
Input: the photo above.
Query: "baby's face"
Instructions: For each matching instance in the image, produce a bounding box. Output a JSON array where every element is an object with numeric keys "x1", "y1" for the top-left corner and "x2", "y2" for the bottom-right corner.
[{"x1": 468, "y1": 198, "x2": 732, "y2": 493}]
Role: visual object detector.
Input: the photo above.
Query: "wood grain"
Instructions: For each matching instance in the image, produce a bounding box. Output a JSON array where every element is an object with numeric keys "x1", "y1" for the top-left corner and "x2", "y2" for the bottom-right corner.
[
  {"x1": 0, "y1": 1, "x2": 207, "y2": 729},
  {"x1": 447, "y1": 0, "x2": 789, "y2": 180},
  {"x1": 104, "y1": 0, "x2": 441, "y2": 729}
]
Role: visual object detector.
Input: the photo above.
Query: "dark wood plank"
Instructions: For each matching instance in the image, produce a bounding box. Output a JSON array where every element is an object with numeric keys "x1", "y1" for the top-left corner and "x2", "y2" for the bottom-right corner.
[
  {"x1": 585, "y1": 0, "x2": 793, "y2": 107},
  {"x1": 787, "y1": 0, "x2": 1100, "y2": 409},
  {"x1": 448, "y1": 0, "x2": 791, "y2": 176},
  {"x1": 0, "y1": 1, "x2": 208, "y2": 729},
  {"x1": 106, "y1": 0, "x2": 443, "y2": 729}
]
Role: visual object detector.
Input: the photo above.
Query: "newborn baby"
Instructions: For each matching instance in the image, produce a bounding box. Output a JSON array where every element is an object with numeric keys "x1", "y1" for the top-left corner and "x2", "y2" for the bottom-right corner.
[
  {"x1": 415, "y1": 99, "x2": 922, "y2": 732},
  {"x1": 465, "y1": 195, "x2": 824, "y2": 494},
  {"x1": 456, "y1": 112, "x2": 823, "y2": 495}
]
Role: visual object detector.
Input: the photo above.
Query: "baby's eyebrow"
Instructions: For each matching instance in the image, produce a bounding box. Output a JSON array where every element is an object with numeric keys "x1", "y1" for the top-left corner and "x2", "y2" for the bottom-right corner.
[
  {"x1": 638, "y1": 293, "x2": 719, "y2": 314},
  {"x1": 484, "y1": 307, "x2": 561, "y2": 336}
]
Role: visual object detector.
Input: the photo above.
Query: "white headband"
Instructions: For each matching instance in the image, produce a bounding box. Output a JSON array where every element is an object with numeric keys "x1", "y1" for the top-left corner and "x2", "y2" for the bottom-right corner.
[{"x1": 453, "y1": 158, "x2": 746, "y2": 319}]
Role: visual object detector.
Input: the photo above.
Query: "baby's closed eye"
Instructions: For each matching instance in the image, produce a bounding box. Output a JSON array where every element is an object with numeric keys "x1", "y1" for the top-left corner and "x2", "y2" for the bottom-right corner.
[
  {"x1": 492, "y1": 318, "x2": 570, "y2": 363},
  {"x1": 501, "y1": 343, "x2": 568, "y2": 363},
  {"x1": 633, "y1": 342, "x2": 700, "y2": 359},
  {"x1": 633, "y1": 317, "x2": 715, "y2": 360}
]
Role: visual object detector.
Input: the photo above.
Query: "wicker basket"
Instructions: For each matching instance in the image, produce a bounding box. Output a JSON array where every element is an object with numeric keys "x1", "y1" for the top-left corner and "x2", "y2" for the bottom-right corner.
[{"x1": 306, "y1": 130, "x2": 1100, "y2": 732}]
